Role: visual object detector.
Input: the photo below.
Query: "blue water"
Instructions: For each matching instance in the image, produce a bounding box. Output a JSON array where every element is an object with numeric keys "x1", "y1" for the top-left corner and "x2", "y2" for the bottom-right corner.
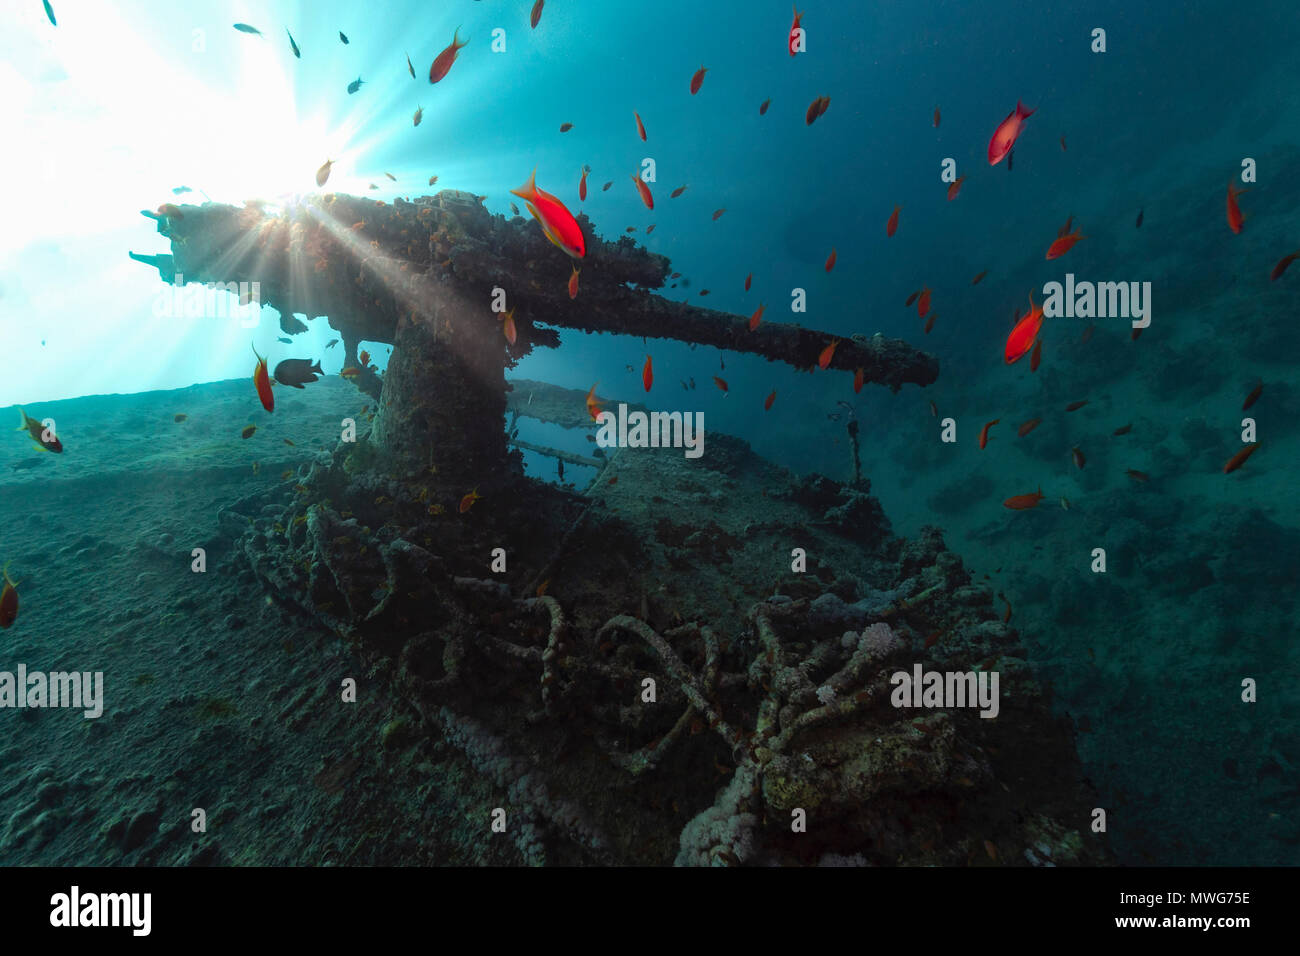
[{"x1": 2, "y1": 0, "x2": 1298, "y2": 866}]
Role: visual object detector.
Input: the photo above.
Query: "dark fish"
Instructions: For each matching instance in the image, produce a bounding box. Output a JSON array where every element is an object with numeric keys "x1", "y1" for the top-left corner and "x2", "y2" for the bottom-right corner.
[
  {"x1": 171, "y1": 186, "x2": 191, "y2": 195},
  {"x1": 174, "y1": 414, "x2": 188, "y2": 423},
  {"x1": 286, "y1": 28, "x2": 300, "y2": 58},
  {"x1": 339, "y1": 31, "x2": 349, "y2": 44},
  {"x1": 277, "y1": 336, "x2": 292, "y2": 344},
  {"x1": 43, "y1": 0, "x2": 56, "y2": 26},
  {"x1": 274, "y1": 359, "x2": 324, "y2": 389},
  {"x1": 510, "y1": 202, "x2": 520, "y2": 215},
  {"x1": 9, "y1": 457, "x2": 45, "y2": 472},
  {"x1": 1065, "y1": 400, "x2": 1088, "y2": 412},
  {"x1": 406, "y1": 53, "x2": 416, "y2": 78},
  {"x1": 233, "y1": 23, "x2": 263, "y2": 36},
  {"x1": 1071, "y1": 447, "x2": 1086, "y2": 469},
  {"x1": 1242, "y1": 380, "x2": 1263, "y2": 410},
  {"x1": 1135, "y1": 208, "x2": 1144, "y2": 229},
  {"x1": 1113, "y1": 423, "x2": 1132, "y2": 435},
  {"x1": 347, "y1": 77, "x2": 365, "y2": 95},
  {"x1": 325, "y1": 339, "x2": 339, "y2": 349},
  {"x1": 602, "y1": 181, "x2": 613, "y2": 192},
  {"x1": 689, "y1": 377, "x2": 696, "y2": 390}
]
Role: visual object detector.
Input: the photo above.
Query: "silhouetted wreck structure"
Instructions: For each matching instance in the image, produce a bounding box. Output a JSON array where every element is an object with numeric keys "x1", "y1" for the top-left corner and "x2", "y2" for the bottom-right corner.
[{"x1": 131, "y1": 192, "x2": 1107, "y2": 867}]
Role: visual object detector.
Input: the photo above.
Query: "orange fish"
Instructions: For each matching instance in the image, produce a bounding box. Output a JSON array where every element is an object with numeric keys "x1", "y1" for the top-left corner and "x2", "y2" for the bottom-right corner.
[
  {"x1": 789, "y1": 6, "x2": 805, "y2": 55},
  {"x1": 359, "y1": 350, "x2": 371, "y2": 367},
  {"x1": 690, "y1": 65, "x2": 707, "y2": 95},
  {"x1": 853, "y1": 367, "x2": 865, "y2": 393},
  {"x1": 979, "y1": 419, "x2": 999, "y2": 449},
  {"x1": 744, "y1": 272, "x2": 753, "y2": 291},
  {"x1": 1242, "y1": 380, "x2": 1263, "y2": 410},
  {"x1": 579, "y1": 167, "x2": 589, "y2": 201},
  {"x1": 252, "y1": 345, "x2": 274, "y2": 411},
  {"x1": 1270, "y1": 251, "x2": 1299, "y2": 280},
  {"x1": 511, "y1": 169, "x2": 586, "y2": 258},
  {"x1": 634, "y1": 111, "x2": 647, "y2": 141},
  {"x1": 1046, "y1": 228, "x2": 1085, "y2": 260},
  {"x1": 0, "y1": 563, "x2": 17, "y2": 629},
  {"x1": 933, "y1": 106, "x2": 941, "y2": 128},
  {"x1": 1223, "y1": 443, "x2": 1260, "y2": 474},
  {"x1": 459, "y1": 488, "x2": 482, "y2": 513},
  {"x1": 824, "y1": 248, "x2": 836, "y2": 272},
  {"x1": 1065, "y1": 400, "x2": 1088, "y2": 412},
  {"x1": 1080, "y1": 324, "x2": 1095, "y2": 345},
  {"x1": 1029, "y1": 338, "x2": 1042, "y2": 371},
  {"x1": 1004, "y1": 292, "x2": 1043, "y2": 364},
  {"x1": 1060, "y1": 135, "x2": 1067, "y2": 151},
  {"x1": 568, "y1": 265, "x2": 580, "y2": 300},
  {"x1": 917, "y1": 287, "x2": 931, "y2": 317},
  {"x1": 340, "y1": 367, "x2": 361, "y2": 379},
  {"x1": 501, "y1": 307, "x2": 517, "y2": 345},
  {"x1": 530, "y1": 0, "x2": 544, "y2": 29},
  {"x1": 1003, "y1": 487, "x2": 1044, "y2": 510},
  {"x1": 886, "y1": 205, "x2": 900, "y2": 237},
  {"x1": 818, "y1": 339, "x2": 839, "y2": 369},
  {"x1": 712, "y1": 208, "x2": 726, "y2": 221},
  {"x1": 748, "y1": 303, "x2": 765, "y2": 331},
  {"x1": 1017, "y1": 418, "x2": 1041, "y2": 437},
  {"x1": 764, "y1": 390, "x2": 776, "y2": 411},
  {"x1": 805, "y1": 96, "x2": 829, "y2": 125},
  {"x1": 429, "y1": 27, "x2": 468, "y2": 83},
  {"x1": 947, "y1": 176, "x2": 965, "y2": 201},
  {"x1": 987, "y1": 100, "x2": 1034, "y2": 165},
  {"x1": 642, "y1": 355, "x2": 653, "y2": 392},
  {"x1": 712, "y1": 376, "x2": 728, "y2": 394},
  {"x1": 585, "y1": 382, "x2": 602, "y2": 420},
  {"x1": 1072, "y1": 447, "x2": 1086, "y2": 469},
  {"x1": 759, "y1": 98, "x2": 771, "y2": 115},
  {"x1": 1226, "y1": 182, "x2": 1247, "y2": 234},
  {"x1": 631, "y1": 174, "x2": 654, "y2": 210},
  {"x1": 923, "y1": 312, "x2": 936, "y2": 334}
]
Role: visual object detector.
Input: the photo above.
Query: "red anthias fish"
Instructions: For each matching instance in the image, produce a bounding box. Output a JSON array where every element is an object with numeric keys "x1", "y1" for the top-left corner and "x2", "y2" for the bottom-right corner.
[
  {"x1": 511, "y1": 169, "x2": 586, "y2": 258},
  {"x1": 252, "y1": 345, "x2": 274, "y2": 411},
  {"x1": 1046, "y1": 228, "x2": 1085, "y2": 260},
  {"x1": 1004, "y1": 292, "x2": 1043, "y2": 364},
  {"x1": 789, "y1": 6, "x2": 805, "y2": 55},
  {"x1": 1226, "y1": 182, "x2": 1247, "y2": 234},
  {"x1": 429, "y1": 27, "x2": 468, "y2": 83},
  {"x1": 988, "y1": 100, "x2": 1034, "y2": 165}
]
